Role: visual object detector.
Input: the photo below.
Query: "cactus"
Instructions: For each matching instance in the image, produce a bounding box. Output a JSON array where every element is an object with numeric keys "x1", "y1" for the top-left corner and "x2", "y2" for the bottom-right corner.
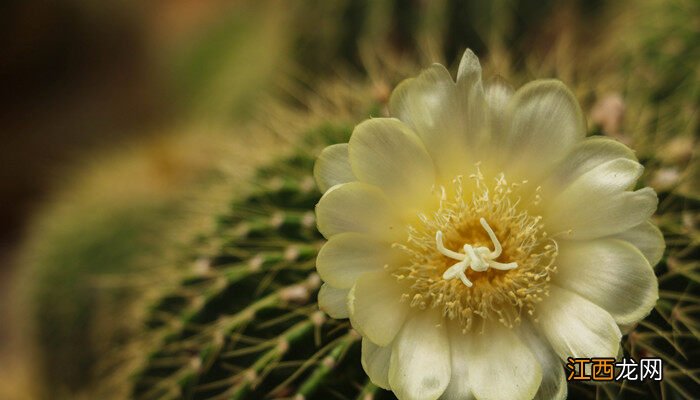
[
  {"x1": 107, "y1": 124, "x2": 373, "y2": 400},
  {"x1": 116, "y1": 125, "x2": 696, "y2": 400},
  {"x1": 118, "y1": 18, "x2": 699, "y2": 398},
  {"x1": 14, "y1": 130, "x2": 281, "y2": 398}
]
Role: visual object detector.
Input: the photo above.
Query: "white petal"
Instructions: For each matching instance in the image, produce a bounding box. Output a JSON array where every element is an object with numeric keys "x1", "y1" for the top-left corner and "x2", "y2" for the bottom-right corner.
[
  {"x1": 555, "y1": 238, "x2": 658, "y2": 325},
  {"x1": 464, "y1": 323, "x2": 542, "y2": 400},
  {"x1": 456, "y1": 49, "x2": 488, "y2": 153},
  {"x1": 538, "y1": 286, "x2": 621, "y2": 360},
  {"x1": 456, "y1": 49, "x2": 482, "y2": 84},
  {"x1": 317, "y1": 233, "x2": 402, "y2": 289},
  {"x1": 314, "y1": 144, "x2": 355, "y2": 193},
  {"x1": 389, "y1": 310, "x2": 450, "y2": 400},
  {"x1": 315, "y1": 181, "x2": 403, "y2": 240},
  {"x1": 501, "y1": 80, "x2": 586, "y2": 182},
  {"x1": 484, "y1": 76, "x2": 514, "y2": 111},
  {"x1": 349, "y1": 118, "x2": 436, "y2": 210},
  {"x1": 517, "y1": 323, "x2": 567, "y2": 400},
  {"x1": 533, "y1": 366, "x2": 566, "y2": 400},
  {"x1": 348, "y1": 270, "x2": 409, "y2": 346},
  {"x1": 546, "y1": 136, "x2": 637, "y2": 188},
  {"x1": 389, "y1": 64, "x2": 455, "y2": 131},
  {"x1": 545, "y1": 158, "x2": 657, "y2": 239},
  {"x1": 388, "y1": 51, "x2": 486, "y2": 180},
  {"x1": 439, "y1": 323, "x2": 474, "y2": 400},
  {"x1": 318, "y1": 284, "x2": 349, "y2": 319},
  {"x1": 361, "y1": 338, "x2": 392, "y2": 389},
  {"x1": 608, "y1": 220, "x2": 665, "y2": 266},
  {"x1": 483, "y1": 76, "x2": 514, "y2": 143}
]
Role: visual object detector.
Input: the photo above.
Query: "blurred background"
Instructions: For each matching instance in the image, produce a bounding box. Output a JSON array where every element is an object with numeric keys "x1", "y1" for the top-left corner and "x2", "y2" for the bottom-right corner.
[{"x1": 1, "y1": 0, "x2": 697, "y2": 398}]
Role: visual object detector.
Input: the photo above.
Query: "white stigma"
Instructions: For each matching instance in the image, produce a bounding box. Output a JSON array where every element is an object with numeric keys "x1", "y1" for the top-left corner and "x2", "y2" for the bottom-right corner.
[{"x1": 435, "y1": 218, "x2": 518, "y2": 287}]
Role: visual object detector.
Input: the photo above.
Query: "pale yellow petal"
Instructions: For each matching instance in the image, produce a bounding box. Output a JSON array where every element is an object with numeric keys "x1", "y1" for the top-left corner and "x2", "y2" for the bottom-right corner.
[
  {"x1": 500, "y1": 79, "x2": 586, "y2": 182},
  {"x1": 555, "y1": 239, "x2": 658, "y2": 325},
  {"x1": 361, "y1": 338, "x2": 392, "y2": 389},
  {"x1": 545, "y1": 158, "x2": 657, "y2": 239},
  {"x1": 388, "y1": 50, "x2": 486, "y2": 180},
  {"x1": 456, "y1": 49, "x2": 482, "y2": 84},
  {"x1": 483, "y1": 76, "x2": 514, "y2": 143},
  {"x1": 538, "y1": 286, "x2": 621, "y2": 360},
  {"x1": 317, "y1": 232, "x2": 402, "y2": 289},
  {"x1": 464, "y1": 323, "x2": 542, "y2": 400},
  {"x1": 389, "y1": 64, "x2": 455, "y2": 131},
  {"x1": 348, "y1": 270, "x2": 408, "y2": 346},
  {"x1": 608, "y1": 220, "x2": 665, "y2": 266},
  {"x1": 518, "y1": 322, "x2": 567, "y2": 400},
  {"x1": 349, "y1": 118, "x2": 436, "y2": 210},
  {"x1": 318, "y1": 284, "x2": 349, "y2": 319},
  {"x1": 456, "y1": 49, "x2": 488, "y2": 154},
  {"x1": 439, "y1": 322, "x2": 474, "y2": 400},
  {"x1": 315, "y1": 181, "x2": 403, "y2": 240},
  {"x1": 313, "y1": 143, "x2": 355, "y2": 193},
  {"x1": 389, "y1": 310, "x2": 451, "y2": 400},
  {"x1": 546, "y1": 136, "x2": 637, "y2": 188}
]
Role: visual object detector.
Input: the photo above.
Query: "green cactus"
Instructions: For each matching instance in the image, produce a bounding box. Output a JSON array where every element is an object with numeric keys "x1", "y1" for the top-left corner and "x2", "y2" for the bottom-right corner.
[
  {"x1": 116, "y1": 125, "x2": 696, "y2": 400},
  {"x1": 109, "y1": 124, "x2": 373, "y2": 400},
  {"x1": 14, "y1": 131, "x2": 273, "y2": 398}
]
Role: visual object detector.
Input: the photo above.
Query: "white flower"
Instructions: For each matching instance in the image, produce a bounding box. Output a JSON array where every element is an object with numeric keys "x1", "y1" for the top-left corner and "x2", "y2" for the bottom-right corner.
[{"x1": 313, "y1": 50, "x2": 663, "y2": 400}]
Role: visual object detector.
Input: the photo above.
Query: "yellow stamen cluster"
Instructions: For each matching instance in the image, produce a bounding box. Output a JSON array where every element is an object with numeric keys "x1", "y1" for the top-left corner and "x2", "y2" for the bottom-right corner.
[{"x1": 393, "y1": 167, "x2": 558, "y2": 333}]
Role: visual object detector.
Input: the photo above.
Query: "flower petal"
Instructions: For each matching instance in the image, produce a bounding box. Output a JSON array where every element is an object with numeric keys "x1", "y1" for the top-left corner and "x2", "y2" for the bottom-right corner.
[
  {"x1": 315, "y1": 181, "x2": 403, "y2": 240},
  {"x1": 439, "y1": 322, "x2": 474, "y2": 400},
  {"x1": 501, "y1": 80, "x2": 586, "y2": 182},
  {"x1": 361, "y1": 338, "x2": 392, "y2": 389},
  {"x1": 545, "y1": 158, "x2": 657, "y2": 239},
  {"x1": 518, "y1": 322, "x2": 567, "y2": 400},
  {"x1": 389, "y1": 310, "x2": 451, "y2": 400},
  {"x1": 318, "y1": 284, "x2": 349, "y2": 319},
  {"x1": 314, "y1": 143, "x2": 355, "y2": 193},
  {"x1": 555, "y1": 238, "x2": 658, "y2": 325},
  {"x1": 388, "y1": 50, "x2": 486, "y2": 180},
  {"x1": 484, "y1": 76, "x2": 514, "y2": 111},
  {"x1": 317, "y1": 232, "x2": 403, "y2": 289},
  {"x1": 456, "y1": 49, "x2": 488, "y2": 151},
  {"x1": 483, "y1": 76, "x2": 514, "y2": 141},
  {"x1": 349, "y1": 118, "x2": 436, "y2": 210},
  {"x1": 348, "y1": 270, "x2": 408, "y2": 346},
  {"x1": 389, "y1": 64, "x2": 455, "y2": 132},
  {"x1": 538, "y1": 286, "x2": 622, "y2": 360},
  {"x1": 464, "y1": 323, "x2": 542, "y2": 400},
  {"x1": 546, "y1": 136, "x2": 637, "y2": 188},
  {"x1": 456, "y1": 49, "x2": 482, "y2": 84},
  {"x1": 608, "y1": 220, "x2": 665, "y2": 266}
]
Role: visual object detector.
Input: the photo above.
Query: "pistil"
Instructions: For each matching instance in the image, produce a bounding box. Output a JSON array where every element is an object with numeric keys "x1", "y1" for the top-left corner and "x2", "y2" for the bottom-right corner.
[{"x1": 436, "y1": 218, "x2": 518, "y2": 287}]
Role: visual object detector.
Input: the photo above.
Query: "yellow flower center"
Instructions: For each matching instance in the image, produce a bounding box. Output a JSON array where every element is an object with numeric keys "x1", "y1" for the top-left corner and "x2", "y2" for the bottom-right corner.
[
  {"x1": 392, "y1": 167, "x2": 558, "y2": 333},
  {"x1": 436, "y1": 217, "x2": 519, "y2": 287}
]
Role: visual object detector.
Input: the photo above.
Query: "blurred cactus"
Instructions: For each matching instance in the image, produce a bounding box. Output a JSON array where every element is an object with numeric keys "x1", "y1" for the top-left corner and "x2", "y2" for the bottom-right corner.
[
  {"x1": 123, "y1": 124, "x2": 371, "y2": 400},
  {"x1": 114, "y1": 121, "x2": 696, "y2": 400},
  {"x1": 15, "y1": 130, "x2": 277, "y2": 398}
]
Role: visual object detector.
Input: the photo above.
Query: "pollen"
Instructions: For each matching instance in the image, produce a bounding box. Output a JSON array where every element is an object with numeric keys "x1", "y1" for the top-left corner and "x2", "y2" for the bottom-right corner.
[{"x1": 392, "y1": 166, "x2": 558, "y2": 333}]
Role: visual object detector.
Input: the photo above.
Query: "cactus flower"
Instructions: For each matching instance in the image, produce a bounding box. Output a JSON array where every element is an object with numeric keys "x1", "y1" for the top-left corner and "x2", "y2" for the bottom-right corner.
[{"x1": 313, "y1": 50, "x2": 663, "y2": 400}]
